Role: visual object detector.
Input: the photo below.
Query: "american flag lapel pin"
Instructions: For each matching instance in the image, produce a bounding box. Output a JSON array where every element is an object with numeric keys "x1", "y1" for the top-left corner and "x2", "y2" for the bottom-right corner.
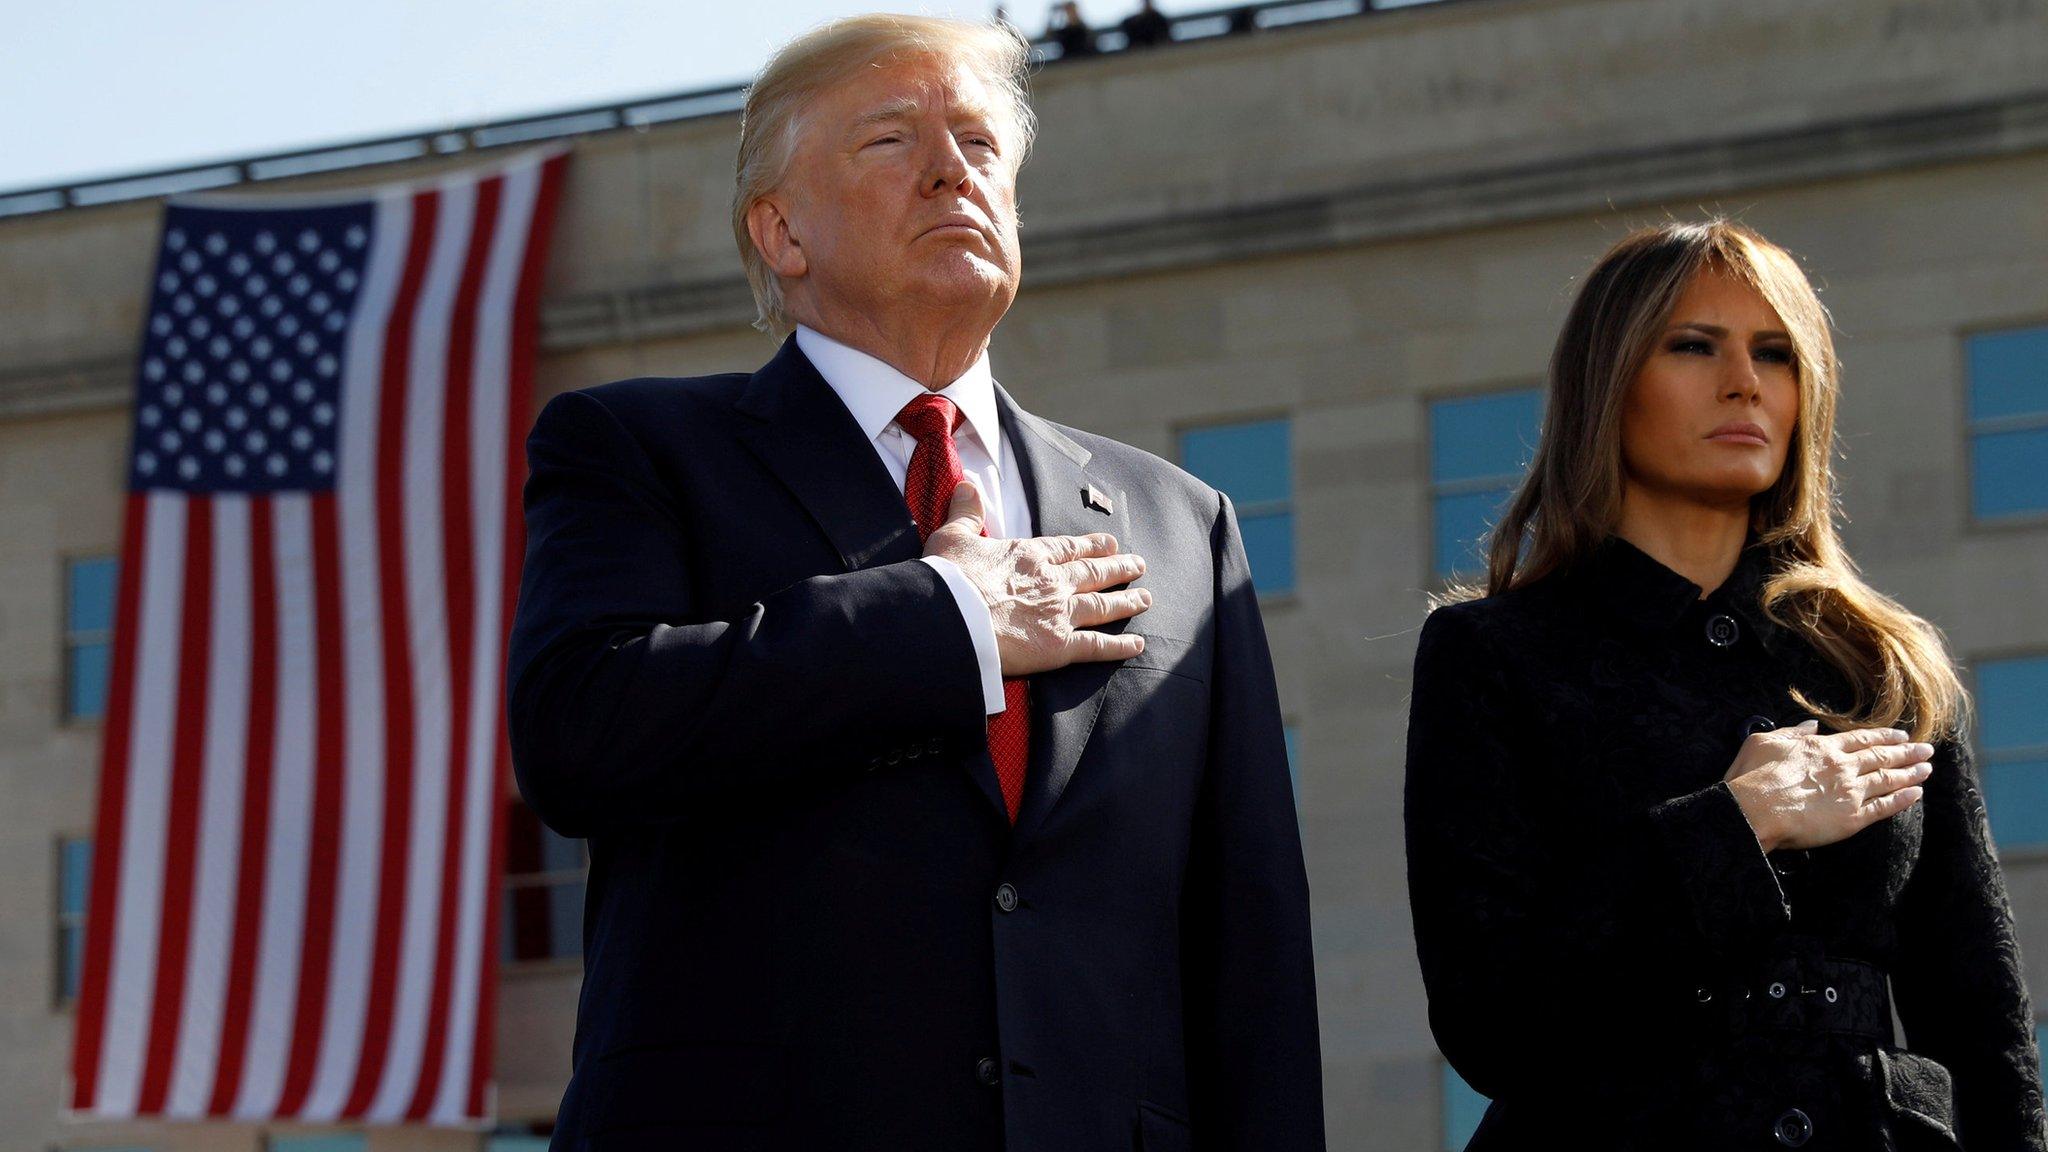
[{"x1": 1083, "y1": 484, "x2": 1114, "y2": 515}]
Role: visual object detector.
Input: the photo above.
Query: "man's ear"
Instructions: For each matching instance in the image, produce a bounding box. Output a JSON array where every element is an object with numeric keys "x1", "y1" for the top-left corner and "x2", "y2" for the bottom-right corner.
[{"x1": 746, "y1": 195, "x2": 808, "y2": 280}]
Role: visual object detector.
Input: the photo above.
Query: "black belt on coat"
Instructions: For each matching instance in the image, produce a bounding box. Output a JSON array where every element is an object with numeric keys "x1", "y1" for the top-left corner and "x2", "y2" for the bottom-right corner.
[{"x1": 1688, "y1": 956, "x2": 1893, "y2": 1043}]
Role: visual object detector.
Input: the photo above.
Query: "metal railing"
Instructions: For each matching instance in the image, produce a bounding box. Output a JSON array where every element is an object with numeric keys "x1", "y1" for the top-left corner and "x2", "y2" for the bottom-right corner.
[{"x1": 0, "y1": 0, "x2": 1454, "y2": 221}]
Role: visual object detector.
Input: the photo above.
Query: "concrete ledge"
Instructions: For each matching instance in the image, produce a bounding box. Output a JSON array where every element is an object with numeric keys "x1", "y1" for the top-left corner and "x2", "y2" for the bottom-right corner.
[
  {"x1": 535, "y1": 86, "x2": 2048, "y2": 352},
  {"x1": 9, "y1": 86, "x2": 2048, "y2": 417}
]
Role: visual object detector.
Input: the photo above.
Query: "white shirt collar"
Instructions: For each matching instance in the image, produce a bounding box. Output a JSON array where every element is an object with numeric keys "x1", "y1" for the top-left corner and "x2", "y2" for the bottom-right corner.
[{"x1": 795, "y1": 324, "x2": 1004, "y2": 464}]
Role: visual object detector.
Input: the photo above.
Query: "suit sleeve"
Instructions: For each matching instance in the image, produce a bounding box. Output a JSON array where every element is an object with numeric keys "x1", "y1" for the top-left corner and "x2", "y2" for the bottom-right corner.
[
  {"x1": 1404, "y1": 604, "x2": 1791, "y2": 1104},
  {"x1": 506, "y1": 388, "x2": 987, "y2": 838},
  {"x1": 1892, "y1": 736, "x2": 2048, "y2": 1149},
  {"x1": 1180, "y1": 491, "x2": 1326, "y2": 1151}
]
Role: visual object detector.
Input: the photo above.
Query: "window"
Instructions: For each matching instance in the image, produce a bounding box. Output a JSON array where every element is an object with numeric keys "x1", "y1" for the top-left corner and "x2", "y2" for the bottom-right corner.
[
  {"x1": 1283, "y1": 725, "x2": 1302, "y2": 805},
  {"x1": 1442, "y1": 1060, "x2": 1489, "y2": 1150},
  {"x1": 1979, "y1": 655, "x2": 2048, "y2": 850},
  {"x1": 1428, "y1": 390, "x2": 1544, "y2": 580},
  {"x1": 503, "y1": 800, "x2": 587, "y2": 963},
  {"x1": 65, "y1": 556, "x2": 118, "y2": 720},
  {"x1": 265, "y1": 1135, "x2": 364, "y2": 1152},
  {"x1": 1179, "y1": 418, "x2": 1293, "y2": 596},
  {"x1": 1967, "y1": 326, "x2": 2048, "y2": 521},
  {"x1": 485, "y1": 1127, "x2": 552, "y2": 1152},
  {"x1": 57, "y1": 836, "x2": 91, "y2": 1005}
]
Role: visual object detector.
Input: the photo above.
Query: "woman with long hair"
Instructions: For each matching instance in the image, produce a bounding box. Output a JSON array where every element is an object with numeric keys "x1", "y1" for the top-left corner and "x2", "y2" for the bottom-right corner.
[{"x1": 1405, "y1": 219, "x2": 2047, "y2": 1149}]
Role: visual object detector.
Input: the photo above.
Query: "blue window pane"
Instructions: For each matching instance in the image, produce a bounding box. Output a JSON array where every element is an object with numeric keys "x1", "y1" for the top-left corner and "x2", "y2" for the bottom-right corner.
[
  {"x1": 539, "y1": 824, "x2": 584, "y2": 875},
  {"x1": 62, "y1": 924, "x2": 85, "y2": 1001},
  {"x1": 1443, "y1": 1062, "x2": 1491, "y2": 1150},
  {"x1": 1974, "y1": 427, "x2": 2048, "y2": 519},
  {"x1": 1431, "y1": 391, "x2": 1543, "y2": 483},
  {"x1": 1434, "y1": 489, "x2": 1513, "y2": 579},
  {"x1": 1238, "y1": 510, "x2": 1295, "y2": 595},
  {"x1": 550, "y1": 881, "x2": 585, "y2": 960},
  {"x1": 1987, "y1": 759, "x2": 2048, "y2": 850},
  {"x1": 68, "y1": 556, "x2": 118, "y2": 634},
  {"x1": 1968, "y1": 327, "x2": 2048, "y2": 422},
  {"x1": 70, "y1": 641, "x2": 112, "y2": 720},
  {"x1": 1181, "y1": 420, "x2": 1290, "y2": 508},
  {"x1": 1980, "y1": 657, "x2": 2048, "y2": 753},
  {"x1": 269, "y1": 1135, "x2": 366, "y2": 1152},
  {"x1": 1282, "y1": 726, "x2": 1301, "y2": 804},
  {"x1": 62, "y1": 838, "x2": 93, "y2": 916}
]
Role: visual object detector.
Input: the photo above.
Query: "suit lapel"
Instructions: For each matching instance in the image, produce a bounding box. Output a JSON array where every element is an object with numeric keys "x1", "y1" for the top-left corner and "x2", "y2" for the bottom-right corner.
[
  {"x1": 997, "y1": 385, "x2": 1131, "y2": 842},
  {"x1": 734, "y1": 337, "x2": 924, "y2": 572},
  {"x1": 736, "y1": 337, "x2": 1010, "y2": 822}
]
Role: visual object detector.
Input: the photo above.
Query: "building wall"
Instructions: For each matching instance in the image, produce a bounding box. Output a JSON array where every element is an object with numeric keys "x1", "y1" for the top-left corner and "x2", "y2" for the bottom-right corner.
[{"x1": 2, "y1": 0, "x2": 2045, "y2": 1147}]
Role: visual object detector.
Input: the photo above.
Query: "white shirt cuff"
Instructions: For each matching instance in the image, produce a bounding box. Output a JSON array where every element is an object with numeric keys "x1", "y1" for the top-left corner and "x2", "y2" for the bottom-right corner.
[{"x1": 921, "y1": 555, "x2": 1006, "y2": 715}]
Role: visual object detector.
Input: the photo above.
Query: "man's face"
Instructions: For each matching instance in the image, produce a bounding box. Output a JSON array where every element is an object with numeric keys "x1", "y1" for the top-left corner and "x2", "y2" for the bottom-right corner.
[{"x1": 769, "y1": 53, "x2": 1022, "y2": 328}]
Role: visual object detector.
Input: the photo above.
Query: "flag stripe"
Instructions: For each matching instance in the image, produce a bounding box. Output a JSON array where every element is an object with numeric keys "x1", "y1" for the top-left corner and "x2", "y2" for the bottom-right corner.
[
  {"x1": 470, "y1": 149, "x2": 567, "y2": 1118},
  {"x1": 208, "y1": 494, "x2": 278, "y2": 1115},
  {"x1": 168, "y1": 495, "x2": 252, "y2": 1117},
  {"x1": 407, "y1": 171, "x2": 499, "y2": 1120},
  {"x1": 101, "y1": 492, "x2": 188, "y2": 1113},
  {"x1": 370, "y1": 177, "x2": 471, "y2": 1120},
  {"x1": 337, "y1": 184, "x2": 437, "y2": 1118},
  {"x1": 237, "y1": 492, "x2": 319, "y2": 1119},
  {"x1": 434, "y1": 154, "x2": 546, "y2": 1120},
  {"x1": 70, "y1": 490, "x2": 151, "y2": 1110}
]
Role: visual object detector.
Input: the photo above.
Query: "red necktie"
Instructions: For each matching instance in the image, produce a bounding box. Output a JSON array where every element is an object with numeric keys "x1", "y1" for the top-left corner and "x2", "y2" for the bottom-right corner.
[{"x1": 895, "y1": 393, "x2": 1030, "y2": 824}]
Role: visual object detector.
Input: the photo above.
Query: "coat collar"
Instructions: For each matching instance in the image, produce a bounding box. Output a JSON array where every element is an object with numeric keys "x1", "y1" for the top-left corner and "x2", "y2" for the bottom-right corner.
[
  {"x1": 1577, "y1": 533, "x2": 1793, "y2": 658},
  {"x1": 994, "y1": 385, "x2": 1132, "y2": 842},
  {"x1": 734, "y1": 339, "x2": 1131, "y2": 834}
]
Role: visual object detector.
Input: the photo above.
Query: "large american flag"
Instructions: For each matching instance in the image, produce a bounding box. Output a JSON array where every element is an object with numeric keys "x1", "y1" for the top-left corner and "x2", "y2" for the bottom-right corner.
[{"x1": 69, "y1": 147, "x2": 568, "y2": 1127}]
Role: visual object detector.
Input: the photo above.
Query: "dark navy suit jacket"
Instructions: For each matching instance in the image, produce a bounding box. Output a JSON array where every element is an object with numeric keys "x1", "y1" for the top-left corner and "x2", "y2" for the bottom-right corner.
[{"x1": 507, "y1": 337, "x2": 1324, "y2": 1151}]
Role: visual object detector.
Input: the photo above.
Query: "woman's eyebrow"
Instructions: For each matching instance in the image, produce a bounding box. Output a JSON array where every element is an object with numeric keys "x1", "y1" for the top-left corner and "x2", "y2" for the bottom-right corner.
[{"x1": 1667, "y1": 321, "x2": 1792, "y2": 340}]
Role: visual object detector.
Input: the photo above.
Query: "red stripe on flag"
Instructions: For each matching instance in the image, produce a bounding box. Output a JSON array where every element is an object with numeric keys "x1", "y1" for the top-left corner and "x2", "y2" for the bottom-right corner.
[
  {"x1": 406, "y1": 174, "x2": 500, "y2": 1120},
  {"x1": 471, "y1": 151, "x2": 568, "y2": 1118},
  {"x1": 208, "y1": 495, "x2": 278, "y2": 1116},
  {"x1": 276, "y1": 492, "x2": 347, "y2": 1115},
  {"x1": 345, "y1": 187, "x2": 440, "y2": 1116},
  {"x1": 137, "y1": 498, "x2": 216, "y2": 1113},
  {"x1": 71, "y1": 490, "x2": 152, "y2": 1110}
]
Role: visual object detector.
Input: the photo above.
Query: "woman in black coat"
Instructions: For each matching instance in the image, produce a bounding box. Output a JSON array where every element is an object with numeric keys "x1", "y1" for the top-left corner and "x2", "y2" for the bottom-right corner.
[{"x1": 1405, "y1": 220, "x2": 2048, "y2": 1150}]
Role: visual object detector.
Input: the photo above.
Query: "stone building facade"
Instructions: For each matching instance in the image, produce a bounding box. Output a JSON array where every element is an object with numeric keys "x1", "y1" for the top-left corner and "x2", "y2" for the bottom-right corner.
[{"x1": 2, "y1": 0, "x2": 2046, "y2": 1147}]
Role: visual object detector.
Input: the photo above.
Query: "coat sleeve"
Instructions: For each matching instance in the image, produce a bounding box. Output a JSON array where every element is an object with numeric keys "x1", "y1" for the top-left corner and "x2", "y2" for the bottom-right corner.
[
  {"x1": 1179, "y1": 491, "x2": 1326, "y2": 1151},
  {"x1": 1892, "y1": 736, "x2": 2048, "y2": 1149},
  {"x1": 505, "y1": 387, "x2": 987, "y2": 838},
  {"x1": 1403, "y1": 603, "x2": 1792, "y2": 1102}
]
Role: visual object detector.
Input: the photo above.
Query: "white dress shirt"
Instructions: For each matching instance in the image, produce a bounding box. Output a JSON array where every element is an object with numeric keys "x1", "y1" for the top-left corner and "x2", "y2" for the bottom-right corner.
[{"x1": 795, "y1": 324, "x2": 1031, "y2": 716}]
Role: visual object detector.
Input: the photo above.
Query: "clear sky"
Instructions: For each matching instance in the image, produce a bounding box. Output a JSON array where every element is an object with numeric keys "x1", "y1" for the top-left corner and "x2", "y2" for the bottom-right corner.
[{"x1": 2, "y1": 0, "x2": 1207, "y2": 193}]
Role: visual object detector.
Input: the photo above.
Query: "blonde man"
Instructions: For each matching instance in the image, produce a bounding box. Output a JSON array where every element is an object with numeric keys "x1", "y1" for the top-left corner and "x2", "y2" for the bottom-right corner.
[{"x1": 509, "y1": 15, "x2": 1324, "y2": 1150}]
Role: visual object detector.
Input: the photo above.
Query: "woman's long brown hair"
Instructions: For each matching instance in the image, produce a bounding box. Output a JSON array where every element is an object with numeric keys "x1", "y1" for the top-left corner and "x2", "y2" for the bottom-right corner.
[{"x1": 1447, "y1": 219, "x2": 1967, "y2": 741}]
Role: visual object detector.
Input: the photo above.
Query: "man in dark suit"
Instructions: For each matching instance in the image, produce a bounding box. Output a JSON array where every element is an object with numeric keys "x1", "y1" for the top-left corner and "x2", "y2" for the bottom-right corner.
[{"x1": 507, "y1": 13, "x2": 1322, "y2": 1150}]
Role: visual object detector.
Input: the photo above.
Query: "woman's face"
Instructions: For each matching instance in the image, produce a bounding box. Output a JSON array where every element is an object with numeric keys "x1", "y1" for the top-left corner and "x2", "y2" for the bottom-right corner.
[{"x1": 1620, "y1": 265, "x2": 1801, "y2": 509}]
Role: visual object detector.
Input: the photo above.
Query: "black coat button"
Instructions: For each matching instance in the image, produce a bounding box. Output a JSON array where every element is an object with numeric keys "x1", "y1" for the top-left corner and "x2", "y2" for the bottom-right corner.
[
  {"x1": 995, "y1": 883, "x2": 1019, "y2": 913},
  {"x1": 1706, "y1": 614, "x2": 1740, "y2": 648},
  {"x1": 975, "y1": 1056, "x2": 1000, "y2": 1086},
  {"x1": 1745, "y1": 714, "x2": 1776, "y2": 736},
  {"x1": 1773, "y1": 1107, "x2": 1812, "y2": 1147}
]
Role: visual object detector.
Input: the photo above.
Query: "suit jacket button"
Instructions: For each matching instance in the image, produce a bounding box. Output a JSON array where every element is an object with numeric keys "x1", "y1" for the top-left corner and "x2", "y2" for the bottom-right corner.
[
  {"x1": 866, "y1": 756, "x2": 882, "y2": 772},
  {"x1": 1772, "y1": 1107, "x2": 1812, "y2": 1147},
  {"x1": 995, "y1": 883, "x2": 1019, "y2": 913},
  {"x1": 1745, "y1": 714, "x2": 1776, "y2": 737},
  {"x1": 975, "y1": 1056, "x2": 1000, "y2": 1087},
  {"x1": 927, "y1": 736, "x2": 944, "y2": 756}
]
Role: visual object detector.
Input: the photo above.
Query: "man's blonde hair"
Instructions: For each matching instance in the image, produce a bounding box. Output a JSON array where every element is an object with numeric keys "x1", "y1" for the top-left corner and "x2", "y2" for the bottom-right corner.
[{"x1": 732, "y1": 14, "x2": 1037, "y2": 339}]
